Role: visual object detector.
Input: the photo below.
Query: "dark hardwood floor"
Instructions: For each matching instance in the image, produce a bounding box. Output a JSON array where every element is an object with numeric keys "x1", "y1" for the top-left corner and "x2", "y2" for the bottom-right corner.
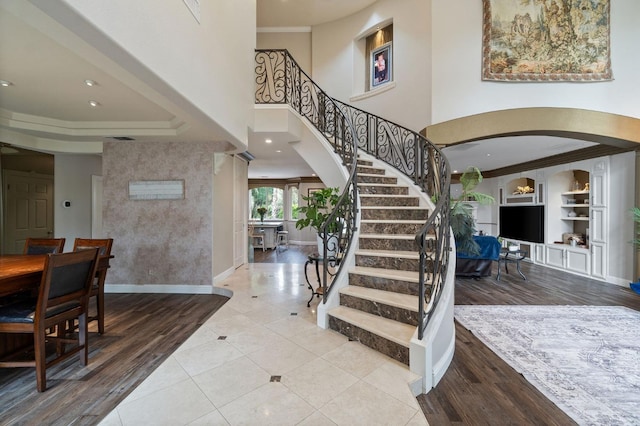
[
  {"x1": 2, "y1": 247, "x2": 638, "y2": 425},
  {"x1": 0, "y1": 293, "x2": 228, "y2": 426},
  {"x1": 418, "y1": 260, "x2": 640, "y2": 426}
]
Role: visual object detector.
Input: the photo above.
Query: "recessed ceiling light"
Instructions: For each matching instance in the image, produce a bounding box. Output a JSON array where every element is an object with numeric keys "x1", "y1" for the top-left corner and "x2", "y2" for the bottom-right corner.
[
  {"x1": 84, "y1": 79, "x2": 98, "y2": 87},
  {"x1": 276, "y1": 150, "x2": 282, "y2": 153},
  {"x1": 0, "y1": 80, "x2": 13, "y2": 87},
  {"x1": 265, "y1": 139, "x2": 272, "y2": 144},
  {"x1": 88, "y1": 100, "x2": 101, "y2": 107}
]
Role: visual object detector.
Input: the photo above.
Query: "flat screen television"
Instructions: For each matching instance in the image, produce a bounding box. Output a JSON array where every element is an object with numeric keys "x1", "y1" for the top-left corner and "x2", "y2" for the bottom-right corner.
[{"x1": 499, "y1": 205, "x2": 545, "y2": 243}]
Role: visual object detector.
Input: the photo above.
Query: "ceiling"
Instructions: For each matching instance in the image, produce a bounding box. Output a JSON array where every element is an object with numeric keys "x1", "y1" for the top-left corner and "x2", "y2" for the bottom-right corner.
[{"x1": 0, "y1": 1, "x2": 607, "y2": 180}]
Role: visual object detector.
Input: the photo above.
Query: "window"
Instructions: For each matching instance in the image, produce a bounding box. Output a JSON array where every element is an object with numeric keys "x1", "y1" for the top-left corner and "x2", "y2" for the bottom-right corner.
[
  {"x1": 249, "y1": 187, "x2": 283, "y2": 220},
  {"x1": 290, "y1": 187, "x2": 299, "y2": 220}
]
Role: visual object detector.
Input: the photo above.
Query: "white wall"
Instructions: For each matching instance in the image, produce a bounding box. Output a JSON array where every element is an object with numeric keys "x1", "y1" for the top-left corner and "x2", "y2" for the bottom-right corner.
[
  {"x1": 33, "y1": 0, "x2": 257, "y2": 150},
  {"x1": 54, "y1": 154, "x2": 102, "y2": 252},
  {"x1": 257, "y1": 31, "x2": 312, "y2": 75},
  {"x1": 311, "y1": 0, "x2": 432, "y2": 131},
  {"x1": 431, "y1": 0, "x2": 640, "y2": 123},
  {"x1": 607, "y1": 152, "x2": 635, "y2": 282},
  {"x1": 213, "y1": 153, "x2": 235, "y2": 277}
]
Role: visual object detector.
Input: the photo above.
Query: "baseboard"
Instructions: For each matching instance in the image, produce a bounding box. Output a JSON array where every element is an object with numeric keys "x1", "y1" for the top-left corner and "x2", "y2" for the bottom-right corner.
[
  {"x1": 105, "y1": 284, "x2": 215, "y2": 294},
  {"x1": 214, "y1": 266, "x2": 236, "y2": 284}
]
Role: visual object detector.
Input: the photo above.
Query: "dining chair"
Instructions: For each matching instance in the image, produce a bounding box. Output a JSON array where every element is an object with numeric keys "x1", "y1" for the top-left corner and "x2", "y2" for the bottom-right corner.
[
  {"x1": 277, "y1": 230, "x2": 289, "y2": 251},
  {"x1": 252, "y1": 232, "x2": 266, "y2": 252},
  {"x1": 23, "y1": 238, "x2": 66, "y2": 255},
  {"x1": 72, "y1": 238, "x2": 113, "y2": 334},
  {"x1": 0, "y1": 248, "x2": 99, "y2": 392},
  {"x1": 248, "y1": 224, "x2": 266, "y2": 252}
]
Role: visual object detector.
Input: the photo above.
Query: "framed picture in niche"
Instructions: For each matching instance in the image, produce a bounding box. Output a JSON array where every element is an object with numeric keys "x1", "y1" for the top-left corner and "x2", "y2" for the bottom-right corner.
[{"x1": 371, "y1": 42, "x2": 392, "y2": 89}]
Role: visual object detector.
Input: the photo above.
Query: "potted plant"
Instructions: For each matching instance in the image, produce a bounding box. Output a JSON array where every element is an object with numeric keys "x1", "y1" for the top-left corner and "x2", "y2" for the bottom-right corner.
[
  {"x1": 295, "y1": 187, "x2": 341, "y2": 256},
  {"x1": 256, "y1": 206, "x2": 267, "y2": 223},
  {"x1": 450, "y1": 167, "x2": 495, "y2": 256}
]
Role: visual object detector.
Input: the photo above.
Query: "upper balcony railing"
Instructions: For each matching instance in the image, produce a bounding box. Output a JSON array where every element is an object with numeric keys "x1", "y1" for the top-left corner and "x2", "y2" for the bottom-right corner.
[
  {"x1": 255, "y1": 49, "x2": 358, "y2": 301},
  {"x1": 254, "y1": 49, "x2": 451, "y2": 339}
]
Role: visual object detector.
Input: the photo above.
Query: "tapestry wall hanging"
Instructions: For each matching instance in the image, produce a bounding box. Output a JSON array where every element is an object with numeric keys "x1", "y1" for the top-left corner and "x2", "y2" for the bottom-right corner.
[{"x1": 482, "y1": 0, "x2": 612, "y2": 82}]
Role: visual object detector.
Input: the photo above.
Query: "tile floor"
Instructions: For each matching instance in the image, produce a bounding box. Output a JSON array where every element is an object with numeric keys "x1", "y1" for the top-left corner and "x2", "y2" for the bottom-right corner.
[{"x1": 98, "y1": 263, "x2": 427, "y2": 425}]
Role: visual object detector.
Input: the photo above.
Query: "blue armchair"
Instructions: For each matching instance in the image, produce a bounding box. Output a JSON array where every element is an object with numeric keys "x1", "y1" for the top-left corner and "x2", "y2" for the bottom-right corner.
[{"x1": 455, "y1": 235, "x2": 501, "y2": 277}]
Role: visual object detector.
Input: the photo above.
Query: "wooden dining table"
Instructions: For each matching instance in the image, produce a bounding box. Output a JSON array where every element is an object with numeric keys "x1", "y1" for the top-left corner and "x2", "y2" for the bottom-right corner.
[
  {"x1": 0, "y1": 253, "x2": 113, "y2": 356},
  {"x1": 0, "y1": 254, "x2": 113, "y2": 297},
  {"x1": 0, "y1": 254, "x2": 48, "y2": 297}
]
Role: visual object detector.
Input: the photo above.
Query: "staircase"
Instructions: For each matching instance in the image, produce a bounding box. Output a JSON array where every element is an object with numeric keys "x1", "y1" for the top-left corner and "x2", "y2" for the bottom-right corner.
[{"x1": 327, "y1": 157, "x2": 431, "y2": 365}]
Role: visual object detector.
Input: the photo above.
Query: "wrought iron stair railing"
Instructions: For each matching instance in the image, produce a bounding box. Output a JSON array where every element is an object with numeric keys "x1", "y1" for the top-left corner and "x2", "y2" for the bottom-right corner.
[{"x1": 255, "y1": 49, "x2": 451, "y2": 340}]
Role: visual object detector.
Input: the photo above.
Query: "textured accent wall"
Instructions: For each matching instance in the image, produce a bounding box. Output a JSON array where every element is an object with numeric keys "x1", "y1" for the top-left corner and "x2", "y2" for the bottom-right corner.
[{"x1": 103, "y1": 141, "x2": 217, "y2": 286}]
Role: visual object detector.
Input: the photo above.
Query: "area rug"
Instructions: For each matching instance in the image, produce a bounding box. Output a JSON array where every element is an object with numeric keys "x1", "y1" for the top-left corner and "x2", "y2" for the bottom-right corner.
[{"x1": 454, "y1": 305, "x2": 640, "y2": 425}]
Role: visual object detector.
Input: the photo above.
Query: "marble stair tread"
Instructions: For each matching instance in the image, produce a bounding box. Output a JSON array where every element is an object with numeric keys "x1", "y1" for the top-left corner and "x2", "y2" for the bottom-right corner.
[
  {"x1": 360, "y1": 233, "x2": 416, "y2": 240},
  {"x1": 358, "y1": 172, "x2": 397, "y2": 179},
  {"x1": 358, "y1": 172, "x2": 391, "y2": 176},
  {"x1": 359, "y1": 194, "x2": 420, "y2": 200},
  {"x1": 329, "y1": 306, "x2": 415, "y2": 347},
  {"x1": 361, "y1": 219, "x2": 425, "y2": 224},
  {"x1": 357, "y1": 183, "x2": 407, "y2": 188},
  {"x1": 357, "y1": 166, "x2": 385, "y2": 173},
  {"x1": 350, "y1": 265, "x2": 419, "y2": 282},
  {"x1": 340, "y1": 286, "x2": 419, "y2": 312},
  {"x1": 355, "y1": 248, "x2": 420, "y2": 259},
  {"x1": 361, "y1": 205, "x2": 427, "y2": 210}
]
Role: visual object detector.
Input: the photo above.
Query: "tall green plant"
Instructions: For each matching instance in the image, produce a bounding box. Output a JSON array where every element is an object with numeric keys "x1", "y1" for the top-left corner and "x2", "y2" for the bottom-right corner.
[
  {"x1": 451, "y1": 167, "x2": 495, "y2": 255},
  {"x1": 632, "y1": 207, "x2": 640, "y2": 248},
  {"x1": 295, "y1": 187, "x2": 341, "y2": 234}
]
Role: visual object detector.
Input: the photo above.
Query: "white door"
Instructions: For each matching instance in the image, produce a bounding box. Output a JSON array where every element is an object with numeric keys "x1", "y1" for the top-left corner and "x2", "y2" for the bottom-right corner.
[{"x1": 3, "y1": 170, "x2": 54, "y2": 254}]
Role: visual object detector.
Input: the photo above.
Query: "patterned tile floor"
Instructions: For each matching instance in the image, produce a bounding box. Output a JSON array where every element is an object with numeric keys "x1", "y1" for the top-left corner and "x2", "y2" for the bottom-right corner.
[{"x1": 98, "y1": 262, "x2": 427, "y2": 425}]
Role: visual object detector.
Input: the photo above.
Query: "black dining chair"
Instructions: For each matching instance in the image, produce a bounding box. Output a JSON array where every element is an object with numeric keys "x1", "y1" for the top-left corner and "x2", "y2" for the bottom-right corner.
[
  {"x1": 23, "y1": 238, "x2": 66, "y2": 255},
  {"x1": 0, "y1": 248, "x2": 99, "y2": 392},
  {"x1": 72, "y1": 238, "x2": 113, "y2": 334}
]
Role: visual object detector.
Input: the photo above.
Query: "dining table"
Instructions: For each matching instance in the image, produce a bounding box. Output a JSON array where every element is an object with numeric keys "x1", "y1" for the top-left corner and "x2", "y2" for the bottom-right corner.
[
  {"x1": 0, "y1": 253, "x2": 113, "y2": 356},
  {"x1": 0, "y1": 254, "x2": 48, "y2": 297}
]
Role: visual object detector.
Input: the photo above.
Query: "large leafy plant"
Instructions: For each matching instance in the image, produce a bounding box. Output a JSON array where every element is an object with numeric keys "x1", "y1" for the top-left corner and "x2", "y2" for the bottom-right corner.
[
  {"x1": 633, "y1": 207, "x2": 640, "y2": 248},
  {"x1": 450, "y1": 167, "x2": 495, "y2": 255},
  {"x1": 295, "y1": 187, "x2": 341, "y2": 234}
]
